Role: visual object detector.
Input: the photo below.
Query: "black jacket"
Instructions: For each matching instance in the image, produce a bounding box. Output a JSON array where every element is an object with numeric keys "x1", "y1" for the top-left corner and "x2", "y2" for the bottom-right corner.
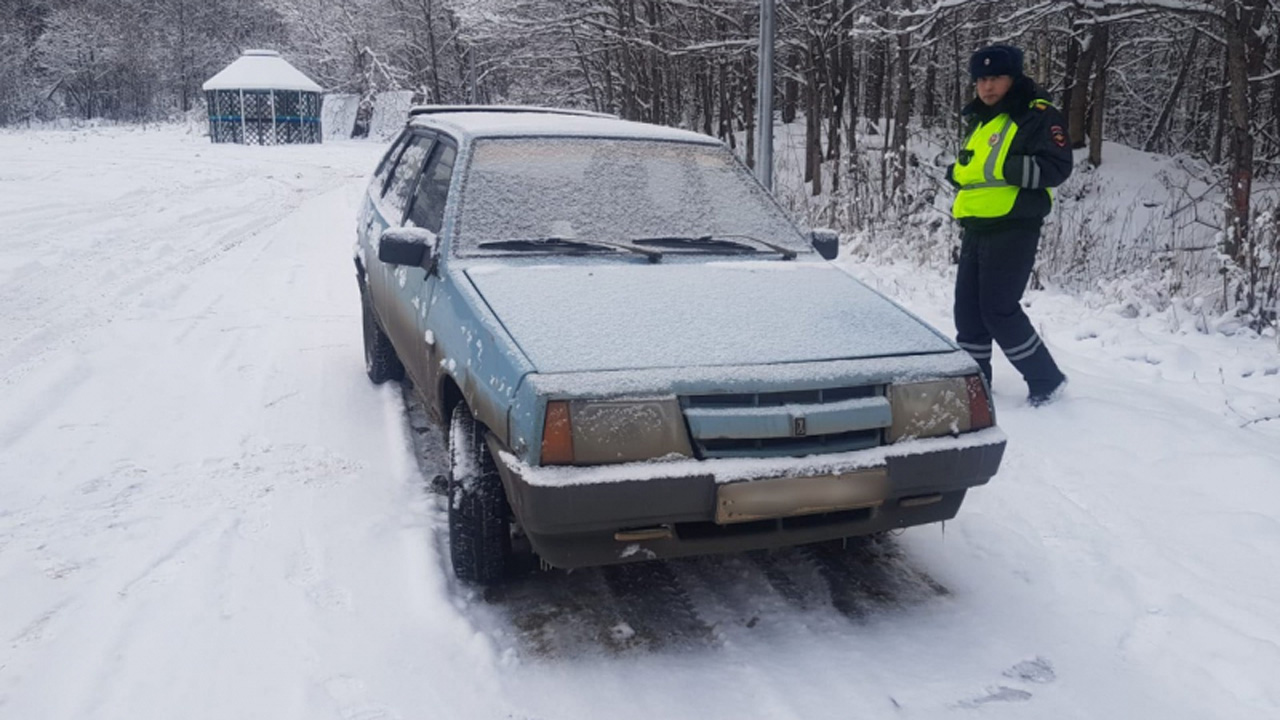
[{"x1": 949, "y1": 76, "x2": 1074, "y2": 233}]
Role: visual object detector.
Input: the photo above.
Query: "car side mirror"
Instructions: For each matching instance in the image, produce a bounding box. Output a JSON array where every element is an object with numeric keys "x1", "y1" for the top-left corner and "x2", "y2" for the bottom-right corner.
[
  {"x1": 378, "y1": 226, "x2": 438, "y2": 269},
  {"x1": 809, "y1": 228, "x2": 839, "y2": 260}
]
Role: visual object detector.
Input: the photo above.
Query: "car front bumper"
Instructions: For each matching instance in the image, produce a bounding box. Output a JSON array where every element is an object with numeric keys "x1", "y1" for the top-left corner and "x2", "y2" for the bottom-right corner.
[{"x1": 488, "y1": 428, "x2": 1006, "y2": 569}]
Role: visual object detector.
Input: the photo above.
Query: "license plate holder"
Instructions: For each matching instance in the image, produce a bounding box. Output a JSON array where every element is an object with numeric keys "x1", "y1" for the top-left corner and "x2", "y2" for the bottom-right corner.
[{"x1": 715, "y1": 468, "x2": 889, "y2": 525}]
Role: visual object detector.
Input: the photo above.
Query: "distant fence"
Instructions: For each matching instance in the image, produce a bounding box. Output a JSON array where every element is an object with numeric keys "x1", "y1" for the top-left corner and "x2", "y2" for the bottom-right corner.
[
  {"x1": 321, "y1": 93, "x2": 359, "y2": 141},
  {"x1": 320, "y1": 90, "x2": 416, "y2": 141}
]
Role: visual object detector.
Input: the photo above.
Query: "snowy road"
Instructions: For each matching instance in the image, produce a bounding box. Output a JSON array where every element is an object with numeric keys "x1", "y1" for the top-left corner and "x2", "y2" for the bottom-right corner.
[{"x1": 2, "y1": 127, "x2": 1279, "y2": 719}]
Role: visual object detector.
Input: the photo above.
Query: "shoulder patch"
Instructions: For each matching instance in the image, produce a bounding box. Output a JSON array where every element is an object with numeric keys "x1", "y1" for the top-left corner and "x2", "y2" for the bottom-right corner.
[{"x1": 1030, "y1": 99, "x2": 1053, "y2": 111}]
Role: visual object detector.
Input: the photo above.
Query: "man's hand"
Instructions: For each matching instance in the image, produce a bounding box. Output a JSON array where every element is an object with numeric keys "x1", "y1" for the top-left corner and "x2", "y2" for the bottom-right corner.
[{"x1": 946, "y1": 163, "x2": 961, "y2": 189}]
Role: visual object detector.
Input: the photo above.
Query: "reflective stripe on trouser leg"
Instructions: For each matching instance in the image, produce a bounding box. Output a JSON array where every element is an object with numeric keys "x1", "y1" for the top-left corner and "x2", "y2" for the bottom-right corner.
[
  {"x1": 1004, "y1": 332, "x2": 1042, "y2": 361},
  {"x1": 957, "y1": 340, "x2": 993, "y2": 383},
  {"x1": 1006, "y1": 339, "x2": 1063, "y2": 394},
  {"x1": 970, "y1": 225, "x2": 1063, "y2": 389}
]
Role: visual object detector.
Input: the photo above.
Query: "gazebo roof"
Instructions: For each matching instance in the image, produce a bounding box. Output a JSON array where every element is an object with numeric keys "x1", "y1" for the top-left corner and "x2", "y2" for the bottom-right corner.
[{"x1": 202, "y1": 50, "x2": 322, "y2": 93}]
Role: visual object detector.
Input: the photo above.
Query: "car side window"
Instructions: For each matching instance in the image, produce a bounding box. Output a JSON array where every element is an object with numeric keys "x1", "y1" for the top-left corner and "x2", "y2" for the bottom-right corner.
[
  {"x1": 406, "y1": 141, "x2": 457, "y2": 234},
  {"x1": 372, "y1": 131, "x2": 410, "y2": 195},
  {"x1": 382, "y1": 135, "x2": 434, "y2": 220}
]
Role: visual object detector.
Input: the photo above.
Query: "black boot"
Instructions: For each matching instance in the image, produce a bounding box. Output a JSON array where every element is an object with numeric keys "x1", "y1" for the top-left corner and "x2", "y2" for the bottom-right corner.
[{"x1": 1027, "y1": 373, "x2": 1067, "y2": 407}]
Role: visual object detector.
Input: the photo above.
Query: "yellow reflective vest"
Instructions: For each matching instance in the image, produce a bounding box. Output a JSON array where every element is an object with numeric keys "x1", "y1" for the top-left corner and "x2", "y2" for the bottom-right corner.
[
  {"x1": 952, "y1": 104, "x2": 1057, "y2": 220},
  {"x1": 952, "y1": 113, "x2": 1021, "y2": 219}
]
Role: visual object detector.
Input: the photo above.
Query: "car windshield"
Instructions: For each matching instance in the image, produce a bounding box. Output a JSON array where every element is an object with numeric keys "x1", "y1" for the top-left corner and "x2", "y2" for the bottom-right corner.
[{"x1": 453, "y1": 137, "x2": 807, "y2": 255}]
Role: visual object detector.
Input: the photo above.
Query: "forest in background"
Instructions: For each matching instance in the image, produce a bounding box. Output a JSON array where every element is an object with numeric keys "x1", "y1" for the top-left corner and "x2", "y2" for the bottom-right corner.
[{"x1": 1, "y1": 0, "x2": 1276, "y2": 328}]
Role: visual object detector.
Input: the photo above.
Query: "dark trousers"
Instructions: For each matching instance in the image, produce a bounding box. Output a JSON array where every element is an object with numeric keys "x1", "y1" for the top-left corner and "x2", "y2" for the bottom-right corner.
[{"x1": 954, "y1": 226, "x2": 1064, "y2": 394}]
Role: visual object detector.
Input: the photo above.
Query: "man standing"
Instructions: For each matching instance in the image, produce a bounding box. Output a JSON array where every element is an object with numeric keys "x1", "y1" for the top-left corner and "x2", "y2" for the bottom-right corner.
[{"x1": 948, "y1": 44, "x2": 1071, "y2": 407}]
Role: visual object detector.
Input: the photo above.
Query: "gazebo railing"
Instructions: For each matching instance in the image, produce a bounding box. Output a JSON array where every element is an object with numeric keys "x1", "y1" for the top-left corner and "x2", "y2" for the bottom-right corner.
[{"x1": 205, "y1": 89, "x2": 321, "y2": 145}]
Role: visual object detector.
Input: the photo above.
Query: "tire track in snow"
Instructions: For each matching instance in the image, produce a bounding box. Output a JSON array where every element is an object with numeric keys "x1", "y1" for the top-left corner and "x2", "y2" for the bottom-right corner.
[
  {"x1": 804, "y1": 537, "x2": 951, "y2": 622},
  {"x1": 0, "y1": 134, "x2": 370, "y2": 396},
  {"x1": 399, "y1": 385, "x2": 953, "y2": 660}
]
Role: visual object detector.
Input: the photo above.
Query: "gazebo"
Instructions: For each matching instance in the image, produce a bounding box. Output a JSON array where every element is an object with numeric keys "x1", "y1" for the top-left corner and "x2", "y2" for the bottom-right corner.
[{"x1": 203, "y1": 50, "x2": 322, "y2": 145}]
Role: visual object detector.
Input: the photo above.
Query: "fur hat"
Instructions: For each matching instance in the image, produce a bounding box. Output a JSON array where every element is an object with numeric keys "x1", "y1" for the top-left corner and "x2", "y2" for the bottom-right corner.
[{"x1": 969, "y1": 45, "x2": 1024, "y2": 81}]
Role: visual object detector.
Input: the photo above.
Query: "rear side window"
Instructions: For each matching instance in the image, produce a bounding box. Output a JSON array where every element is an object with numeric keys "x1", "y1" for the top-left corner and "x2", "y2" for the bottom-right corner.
[
  {"x1": 382, "y1": 135, "x2": 434, "y2": 220},
  {"x1": 407, "y1": 142, "x2": 457, "y2": 234},
  {"x1": 372, "y1": 132, "x2": 409, "y2": 194}
]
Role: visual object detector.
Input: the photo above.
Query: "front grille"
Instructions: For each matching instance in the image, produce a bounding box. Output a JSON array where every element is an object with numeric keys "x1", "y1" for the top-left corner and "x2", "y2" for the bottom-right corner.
[
  {"x1": 685, "y1": 385, "x2": 878, "y2": 409},
  {"x1": 699, "y1": 429, "x2": 881, "y2": 457},
  {"x1": 681, "y1": 385, "x2": 888, "y2": 459}
]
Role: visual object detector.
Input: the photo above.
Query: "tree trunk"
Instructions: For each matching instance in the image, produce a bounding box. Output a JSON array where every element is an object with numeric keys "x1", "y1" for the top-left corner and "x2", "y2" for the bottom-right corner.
[
  {"x1": 805, "y1": 57, "x2": 821, "y2": 195},
  {"x1": 866, "y1": 38, "x2": 885, "y2": 128},
  {"x1": 422, "y1": 0, "x2": 442, "y2": 103},
  {"x1": 845, "y1": 39, "x2": 859, "y2": 157},
  {"x1": 1223, "y1": 0, "x2": 1268, "y2": 265},
  {"x1": 645, "y1": 0, "x2": 662, "y2": 124},
  {"x1": 603, "y1": 49, "x2": 616, "y2": 114},
  {"x1": 743, "y1": 58, "x2": 755, "y2": 170},
  {"x1": 700, "y1": 67, "x2": 713, "y2": 136},
  {"x1": 826, "y1": 44, "x2": 843, "y2": 192},
  {"x1": 782, "y1": 48, "x2": 799, "y2": 123},
  {"x1": 1061, "y1": 21, "x2": 1079, "y2": 111},
  {"x1": 1087, "y1": 24, "x2": 1110, "y2": 167},
  {"x1": 718, "y1": 59, "x2": 734, "y2": 149},
  {"x1": 1036, "y1": 21, "x2": 1052, "y2": 88},
  {"x1": 1212, "y1": 49, "x2": 1229, "y2": 165},
  {"x1": 809, "y1": 89, "x2": 822, "y2": 196},
  {"x1": 891, "y1": 29, "x2": 911, "y2": 194},
  {"x1": 1272, "y1": 39, "x2": 1280, "y2": 164},
  {"x1": 922, "y1": 26, "x2": 937, "y2": 129},
  {"x1": 1068, "y1": 23, "x2": 1097, "y2": 149}
]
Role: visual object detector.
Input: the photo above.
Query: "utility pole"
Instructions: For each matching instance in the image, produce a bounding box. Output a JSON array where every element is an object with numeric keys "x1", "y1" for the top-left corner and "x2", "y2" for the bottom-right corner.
[{"x1": 755, "y1": 0, "x2": 775, "y2": 191}]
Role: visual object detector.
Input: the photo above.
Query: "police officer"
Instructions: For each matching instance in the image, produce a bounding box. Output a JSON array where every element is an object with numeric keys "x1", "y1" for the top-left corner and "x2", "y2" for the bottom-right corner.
[{"x1": 948, "y1": 44, "x2": 1070, "y2": 407}]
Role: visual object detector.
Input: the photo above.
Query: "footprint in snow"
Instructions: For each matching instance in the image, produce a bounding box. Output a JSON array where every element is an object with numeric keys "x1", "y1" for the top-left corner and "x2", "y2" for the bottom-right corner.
[
  {"x1": 953, "y1": 657, "x2": 1055, "y2": 709},
  {"x1": 1003, "y1": 656, "x2": 1056, "y2": 684},
  {"x1": 956, "y1": 686, "x2": 1034, "y2": 709}
]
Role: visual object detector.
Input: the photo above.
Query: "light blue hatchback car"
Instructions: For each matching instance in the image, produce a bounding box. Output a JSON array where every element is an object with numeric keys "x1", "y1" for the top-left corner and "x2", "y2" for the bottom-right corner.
[{"x1": 355, "y1": 106, "x2": 1006, "y2": 585}]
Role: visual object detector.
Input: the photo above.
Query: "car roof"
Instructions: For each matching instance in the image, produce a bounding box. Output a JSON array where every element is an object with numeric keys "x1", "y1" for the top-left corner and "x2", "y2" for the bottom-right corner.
[{"x1": 406, "y1": 105, "x2": 722, "y2": 146}]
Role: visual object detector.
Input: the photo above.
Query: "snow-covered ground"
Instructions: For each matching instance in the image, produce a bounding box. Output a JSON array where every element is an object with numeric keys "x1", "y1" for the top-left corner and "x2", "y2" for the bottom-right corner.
[{"x1": 2, "y1": 126, "x2": 1279, "y2": 720}]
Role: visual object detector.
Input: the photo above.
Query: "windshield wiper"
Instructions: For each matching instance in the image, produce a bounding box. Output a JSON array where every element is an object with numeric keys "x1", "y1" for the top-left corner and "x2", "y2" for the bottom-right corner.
[
  {"x1": 713, "y1": 234, "x2": 798, "y2": 260},
  {"x1": 631, "y1": 236, "x2": 760, "y2": 254},
  {"x1": 477, "y1": 237, "x2": 662, "y2": 263},
  {"x1": 632, "y1": 234, "x2": 797, "y2": 260}
]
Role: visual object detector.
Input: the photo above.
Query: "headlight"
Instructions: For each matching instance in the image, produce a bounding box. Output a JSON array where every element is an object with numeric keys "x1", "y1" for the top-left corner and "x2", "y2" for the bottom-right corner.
[
  {"x1": 540, "y1": 397, "x2": 693, "y2": 465},
  {"x1": 888, "y1": 376, "x2": 993, "y2": 442}
]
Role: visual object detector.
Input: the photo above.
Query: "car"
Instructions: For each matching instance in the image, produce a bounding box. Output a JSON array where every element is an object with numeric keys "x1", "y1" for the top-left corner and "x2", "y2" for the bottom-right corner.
[{"x1": 354, "y1": 105, "x2": 1006, "y2": 585}]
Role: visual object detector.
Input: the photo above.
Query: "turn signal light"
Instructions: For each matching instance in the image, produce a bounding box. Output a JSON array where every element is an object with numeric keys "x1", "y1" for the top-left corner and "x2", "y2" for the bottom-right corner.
[
  {"x1": 541, "y1": 400, "x2": 575, "y2": 465},
  {"x1": 966, "y1": 375, "x2": 994, "y2": 430}
]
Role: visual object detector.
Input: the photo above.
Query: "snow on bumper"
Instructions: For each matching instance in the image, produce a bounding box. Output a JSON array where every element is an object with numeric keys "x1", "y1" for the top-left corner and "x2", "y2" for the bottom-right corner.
[{"x1": 488, "y1": 428, "x2": 1006, "y2": 567}]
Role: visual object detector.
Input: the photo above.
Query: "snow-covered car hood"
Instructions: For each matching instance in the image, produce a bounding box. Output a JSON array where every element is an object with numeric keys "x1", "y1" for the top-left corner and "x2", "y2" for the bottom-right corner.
[{"x1": 464, "y1": 261, "x2": 955, "y2": 373}]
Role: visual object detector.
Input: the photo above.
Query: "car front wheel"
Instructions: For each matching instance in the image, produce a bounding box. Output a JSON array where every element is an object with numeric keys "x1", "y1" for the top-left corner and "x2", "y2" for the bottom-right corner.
[
  {"x1": 447, "y1": 403, "x2": 512, "y2": 585},
  {"x1": 361, "y1": 286, "x2": 404, "y2": 384}
]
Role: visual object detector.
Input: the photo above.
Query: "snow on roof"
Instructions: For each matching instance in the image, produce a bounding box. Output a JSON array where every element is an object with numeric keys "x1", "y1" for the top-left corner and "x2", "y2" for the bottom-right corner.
[
  {"x1": 201, "y1": 50, "x2": 322, "y2": 93},
  {"x1": 412, "y1": 109, "x2": 720, "y2": 144}
]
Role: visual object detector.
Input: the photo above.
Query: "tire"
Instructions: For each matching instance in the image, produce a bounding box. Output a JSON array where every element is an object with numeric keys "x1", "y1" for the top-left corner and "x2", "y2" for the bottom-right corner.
[
  {"x1": 447, "y1": 403, "x2": 512, "y2": 585},
  {"x1": 361, "y1": 286, "x2": 404, "y2": 384}
]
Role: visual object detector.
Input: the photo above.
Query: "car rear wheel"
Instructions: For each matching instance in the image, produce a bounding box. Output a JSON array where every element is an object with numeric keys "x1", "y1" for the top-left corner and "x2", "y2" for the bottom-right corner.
[
  {"x1": 361, "y1": 286, "x2": 404, "y2": 384},
  {"x1": 447, "y1": 403, "x2": 512, "y2": 585}
]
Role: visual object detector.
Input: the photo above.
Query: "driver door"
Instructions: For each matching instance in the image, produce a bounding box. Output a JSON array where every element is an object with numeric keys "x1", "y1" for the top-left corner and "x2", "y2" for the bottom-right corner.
[{"x1": 399, "y1": 138, "x2": 458, "y2": 397}]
